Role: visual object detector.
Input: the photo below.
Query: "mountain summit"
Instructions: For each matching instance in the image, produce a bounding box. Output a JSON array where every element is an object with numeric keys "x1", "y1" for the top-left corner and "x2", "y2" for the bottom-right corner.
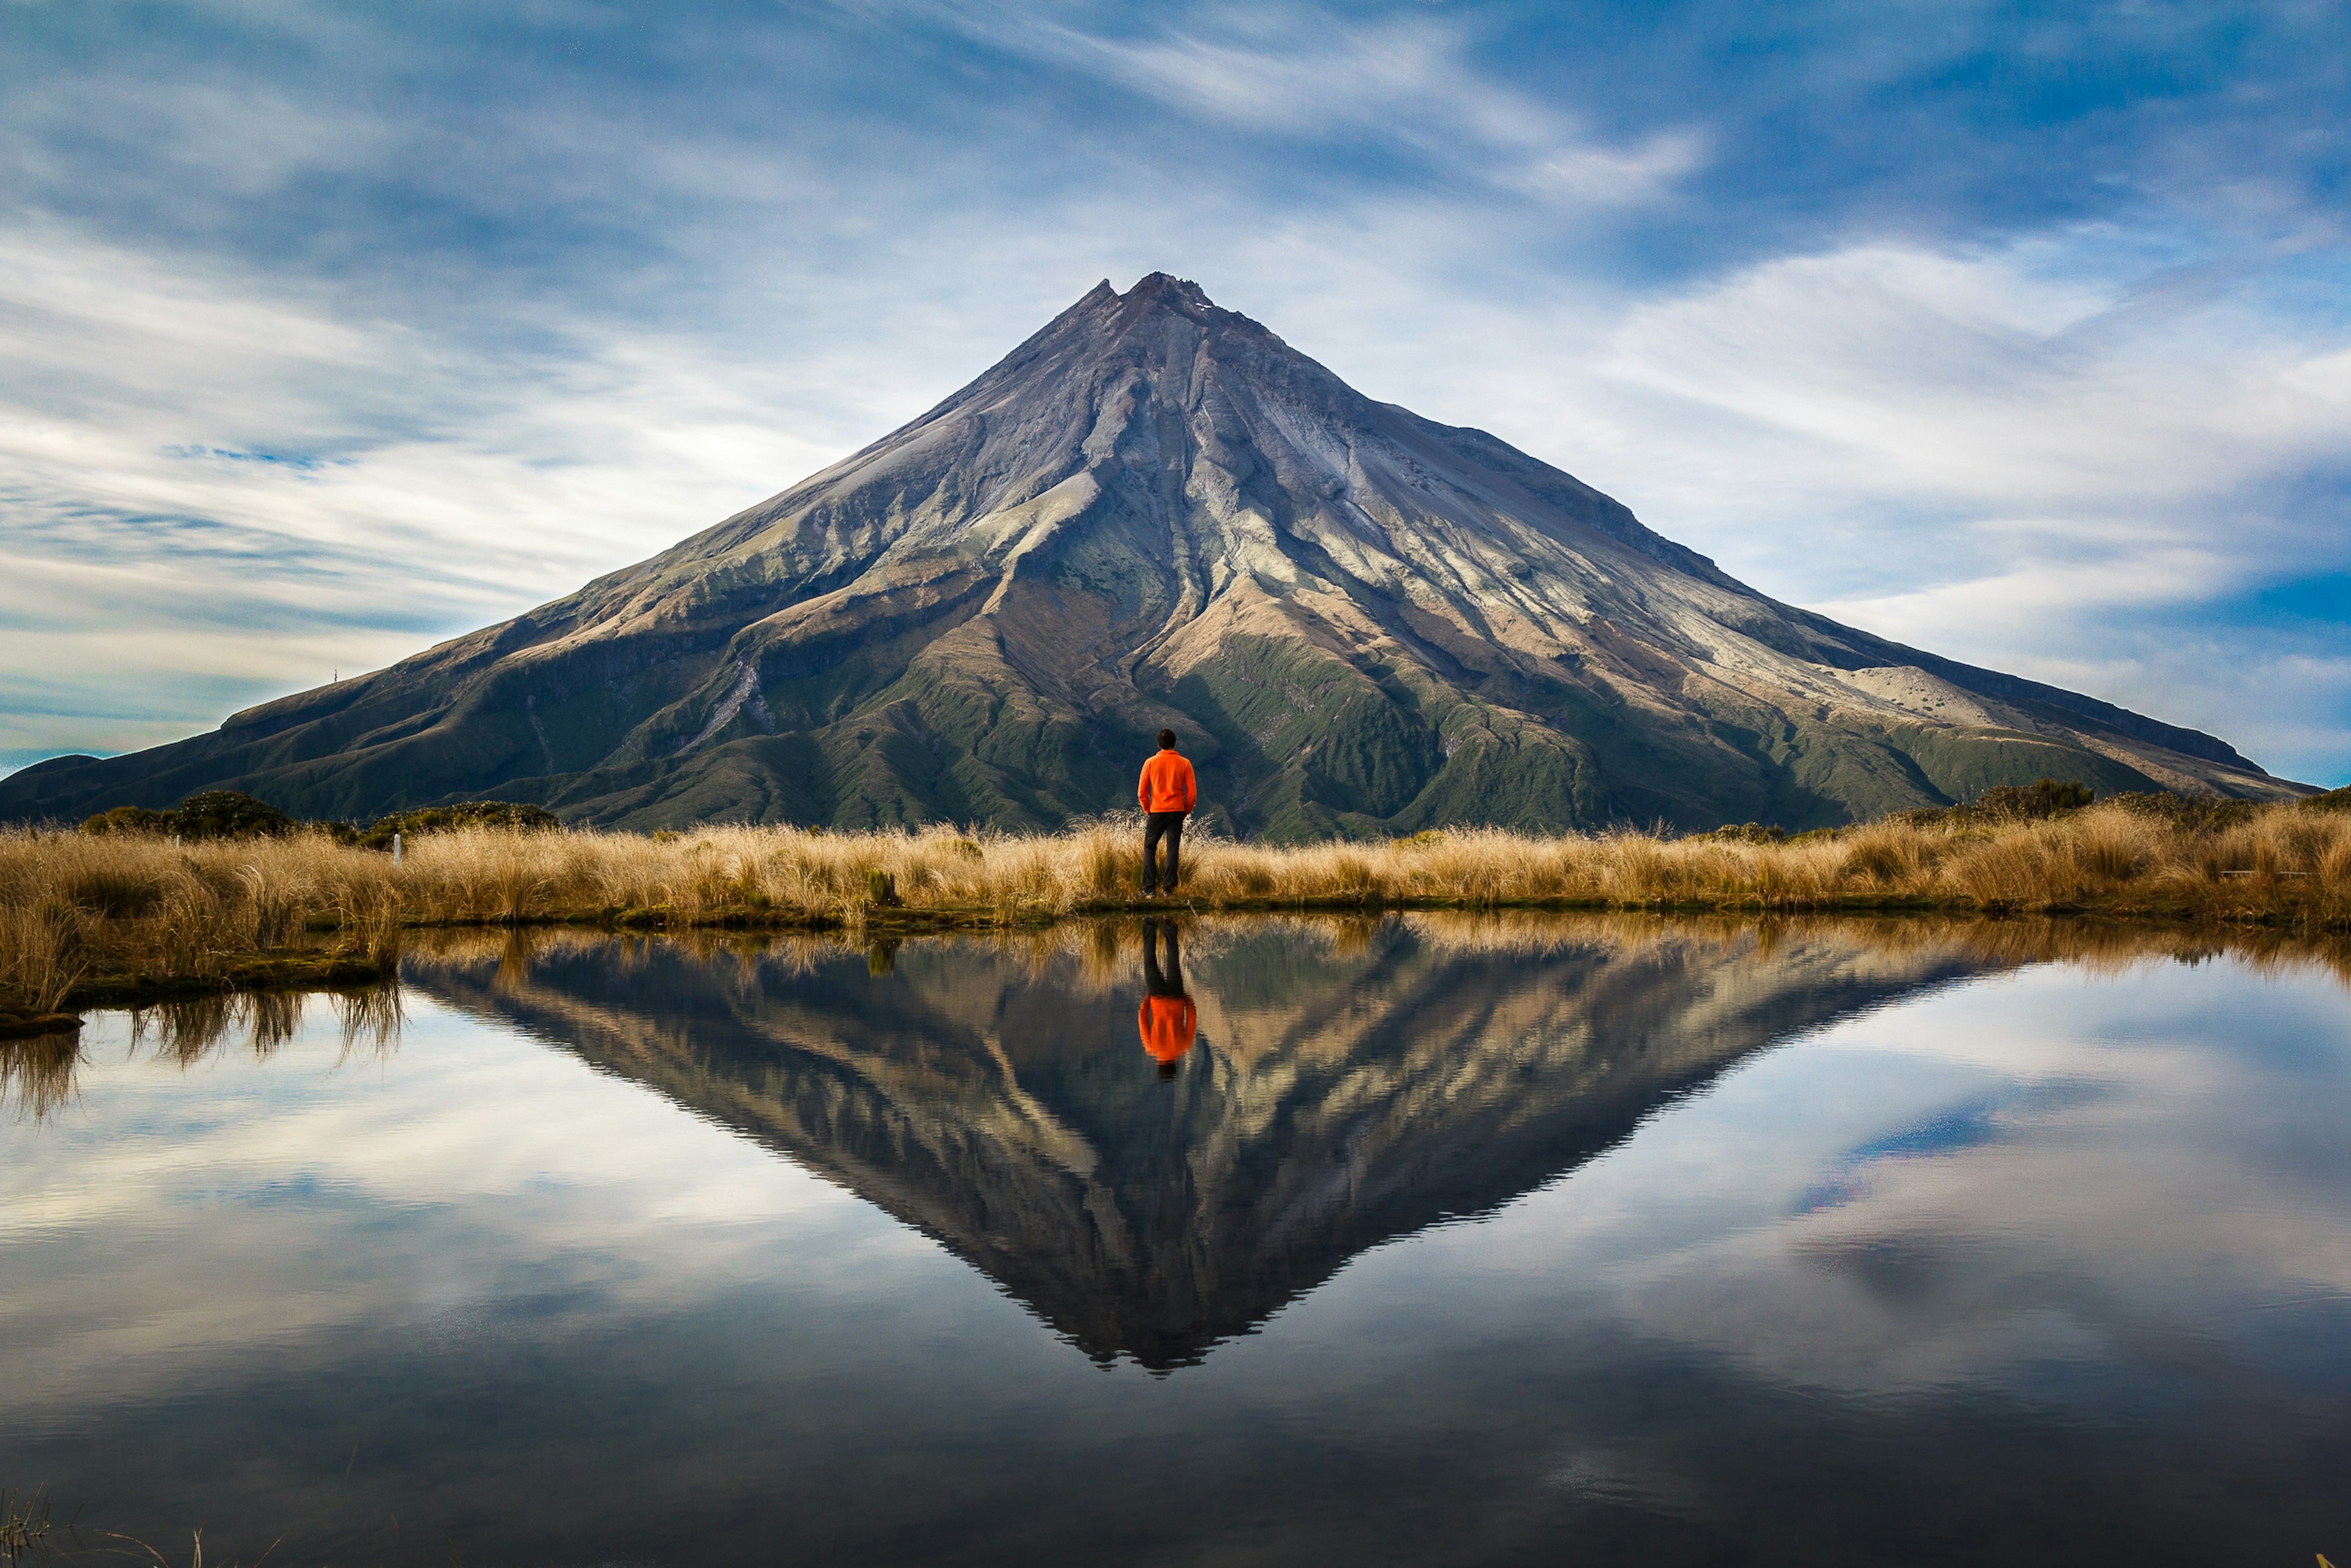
[{"x1": 4, "y1": 274, "x2": 2301, "y2": 833}]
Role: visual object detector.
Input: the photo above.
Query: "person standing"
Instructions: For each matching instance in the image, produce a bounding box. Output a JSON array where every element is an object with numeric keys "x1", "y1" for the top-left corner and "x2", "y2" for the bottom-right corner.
[{"x1": 1136, "y1": 728, "x2": 1196, "y2": 898}]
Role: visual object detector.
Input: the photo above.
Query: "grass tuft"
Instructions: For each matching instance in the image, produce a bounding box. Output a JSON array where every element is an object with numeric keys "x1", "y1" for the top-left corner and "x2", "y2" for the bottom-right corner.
[{"x1": 0, "y1": 1486, "x2": 51, "y2": 1559}]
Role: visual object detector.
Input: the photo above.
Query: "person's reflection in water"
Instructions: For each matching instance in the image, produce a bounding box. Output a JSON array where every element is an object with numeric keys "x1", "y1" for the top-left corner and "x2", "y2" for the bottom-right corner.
[{"x1": 1137, "y1": 920, "x2": 1197, "y2": 1080}]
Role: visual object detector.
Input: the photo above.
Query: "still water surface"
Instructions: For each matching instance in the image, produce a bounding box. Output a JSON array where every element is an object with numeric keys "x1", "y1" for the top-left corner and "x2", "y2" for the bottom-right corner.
[{"x1": 2, "y1": 915, "x2": 2347, "y2": 1565}]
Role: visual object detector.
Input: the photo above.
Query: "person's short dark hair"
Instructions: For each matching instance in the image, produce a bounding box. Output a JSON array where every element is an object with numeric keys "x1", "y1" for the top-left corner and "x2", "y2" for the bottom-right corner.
[{"x1": 1157, "y1": 729, "x2": 1177, "y2": 749}]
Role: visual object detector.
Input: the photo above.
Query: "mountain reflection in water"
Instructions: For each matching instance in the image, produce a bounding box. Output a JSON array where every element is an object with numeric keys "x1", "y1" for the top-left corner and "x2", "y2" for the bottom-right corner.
[
  {"x1": 398, "y1": 914, "x2": 2087, "y2": 1368},
  {"x1": 10, "y1": 915, "x2": 2351, "y2": 1566}
]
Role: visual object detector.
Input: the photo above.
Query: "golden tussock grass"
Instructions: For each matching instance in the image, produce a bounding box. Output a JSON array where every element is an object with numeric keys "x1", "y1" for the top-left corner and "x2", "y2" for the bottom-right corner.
[{"x1": 5, "y1": 801, "x2": 2351, "y2": 1012}]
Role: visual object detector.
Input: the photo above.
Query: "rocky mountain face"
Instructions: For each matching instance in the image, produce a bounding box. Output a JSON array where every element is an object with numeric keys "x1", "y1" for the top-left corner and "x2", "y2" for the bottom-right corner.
[
  {"x1": 2, "y1": 273, "x2": 2303, "y2": 834},
  {"x1": 402, "y1": 918, "x2": 2007, "y2": 1368}
]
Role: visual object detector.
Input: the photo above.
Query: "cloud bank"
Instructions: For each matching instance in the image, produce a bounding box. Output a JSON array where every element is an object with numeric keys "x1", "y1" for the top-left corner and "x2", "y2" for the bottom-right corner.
[{"x1": 2, "y1": 0, "x2": 2345, "y2": 781}]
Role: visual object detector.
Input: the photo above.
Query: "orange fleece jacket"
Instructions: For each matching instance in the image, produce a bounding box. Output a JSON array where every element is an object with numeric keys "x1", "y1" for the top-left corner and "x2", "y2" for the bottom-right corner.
[
  {"x1": 1138, "y1": 995, "x2": 1198, "y2": 1063},
  {"x1": 1138, "y1": 751, "x2": 1197, "y2": 814}
]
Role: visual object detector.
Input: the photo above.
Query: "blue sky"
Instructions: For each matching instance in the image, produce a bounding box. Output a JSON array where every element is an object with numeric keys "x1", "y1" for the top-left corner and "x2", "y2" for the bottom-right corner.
[{"x1": 3, "y1": 0, "x2": 2346, "y2": 783}]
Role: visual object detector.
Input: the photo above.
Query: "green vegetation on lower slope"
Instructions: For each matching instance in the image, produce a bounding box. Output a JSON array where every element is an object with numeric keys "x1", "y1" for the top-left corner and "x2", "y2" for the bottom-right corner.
[
  {"x1": 1880, "y1": 724, "x2": 2160, "y2": 801},
  {"x1": 1387, "y1": 727, "x2": 1604, "y2": 835},
  {"x1": 0, "y1": 580, "x2": 2248, "y2": 842}
]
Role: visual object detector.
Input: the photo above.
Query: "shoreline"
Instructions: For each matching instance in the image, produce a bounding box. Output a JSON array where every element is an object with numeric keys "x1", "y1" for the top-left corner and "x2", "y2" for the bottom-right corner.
[
  {"x1": 8, "y1": 795, "x2": 2349, "y2": 1032},
  {"x1": 9, "y1": 888, "x2": 2348, "y2": 1035}
]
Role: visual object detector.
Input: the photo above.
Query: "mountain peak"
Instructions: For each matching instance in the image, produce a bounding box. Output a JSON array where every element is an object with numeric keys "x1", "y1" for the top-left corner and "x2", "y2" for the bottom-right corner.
[{"x1": 1120, "y1": 270, "x2": 1214, "y2": 309}]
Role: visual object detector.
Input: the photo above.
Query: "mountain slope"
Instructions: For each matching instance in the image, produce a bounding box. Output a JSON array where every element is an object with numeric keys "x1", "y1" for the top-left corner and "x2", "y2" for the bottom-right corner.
[{"x1": 2, "y1": 273, "x2": 2304, "y2": 834}]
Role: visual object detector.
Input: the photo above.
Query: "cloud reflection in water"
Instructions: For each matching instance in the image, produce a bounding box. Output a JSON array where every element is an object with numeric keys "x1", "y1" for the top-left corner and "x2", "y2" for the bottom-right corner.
[{"x1": 1, "y1": 914, "x2": 2345, "y2": 1564}]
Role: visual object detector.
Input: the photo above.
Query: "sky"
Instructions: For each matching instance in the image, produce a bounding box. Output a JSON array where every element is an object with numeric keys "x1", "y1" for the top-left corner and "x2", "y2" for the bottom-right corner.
[{"x1": 2, "y1": 0, "x2": 2347, "y2": 784}]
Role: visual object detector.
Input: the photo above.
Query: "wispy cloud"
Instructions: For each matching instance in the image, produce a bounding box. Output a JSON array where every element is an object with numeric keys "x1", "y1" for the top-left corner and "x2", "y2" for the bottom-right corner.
[
  {"x1": 931, "y1": 1, "x2": 1708, "y2": 212},
  {"x1": 1561, "y1": 240, "x2": 2351, "y2": 770},
  {"x1": 1607, "y1": 243, "x2": 2351, "y2": 512},
  {"x1": 0, "y1": 222, "x2": 876, "y2": 763}
]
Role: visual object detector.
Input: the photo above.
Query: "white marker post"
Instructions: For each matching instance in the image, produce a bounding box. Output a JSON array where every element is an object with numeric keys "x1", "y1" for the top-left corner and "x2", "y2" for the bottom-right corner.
[{"x1": 392, "y1": 831, "x2": 403, "y2": 868}]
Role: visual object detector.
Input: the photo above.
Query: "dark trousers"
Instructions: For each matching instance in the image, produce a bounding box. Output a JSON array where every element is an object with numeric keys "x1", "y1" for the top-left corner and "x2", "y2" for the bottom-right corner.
[
  {"x1": 1142, "y1": 918, "x2": 1185, "y2": 993},
  {"x1": 1142, "y1": 812, "x2": 1185, "y2": 894}
]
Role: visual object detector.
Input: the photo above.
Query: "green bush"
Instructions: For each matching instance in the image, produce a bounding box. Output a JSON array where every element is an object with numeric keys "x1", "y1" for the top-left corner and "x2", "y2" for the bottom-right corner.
[
  {"x1": 171, "y1": 790, "x2": 296, "y2": 840},
  {"x1": 358, "y1": 800, "x2": 562, "y2": 849},
  {"x1": 1969, "y1": 779, "x2": 2094, "y2": 822},
  {"x1": 1702, "y1": 822, "x2": 1787, "y2": 844},
  {"x1": 79, "y1": 805, "x2": 173, "y2": 836},
  {"x1": 2104, "y1": 790, "x2": 2260, "y2": 834},
  {"x1": 1892, "y1": 778, "x2": 2098, "y2": 830},
  {"x1": 80, "y1": 791, "x2": 298, "y2": 840},
  {"x1": 2301, "y1": 785, "x2": 2351, "y2": 814},
  {"x1": 81, "y1": 793, "x2": 293, "y2": 839}
]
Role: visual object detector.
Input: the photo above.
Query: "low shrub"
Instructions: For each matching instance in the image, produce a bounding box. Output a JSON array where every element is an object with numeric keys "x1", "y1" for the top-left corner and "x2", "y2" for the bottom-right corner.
[
  {"x1": 1980, "y1": 779, "x2": 2094, "y2": 820},
  {"x1": 172, "y1": 790, "x2": 295, "y2": 841},
  {"x1": 2301, "y1": 785, "x2": 2351, "y2": 815},
  {"x1": 1894, "y1": 778, "x2": 2098, "y2": 830},
  {"x1": 2105, "y1": 791, "x2": 2261, "y2": 835},
  {"x1": 79, "y1": 805, "x2": 173, "y2": 836},
  {"x1": 1702, "y1": 822, "x2": 1787, "y2": 844},
  {"x1": 80, "y1": 791, "x2": 295, "y2": 841},
  {"x1": 359, "y1": 800, "x2": 561, "y2": 849}
]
